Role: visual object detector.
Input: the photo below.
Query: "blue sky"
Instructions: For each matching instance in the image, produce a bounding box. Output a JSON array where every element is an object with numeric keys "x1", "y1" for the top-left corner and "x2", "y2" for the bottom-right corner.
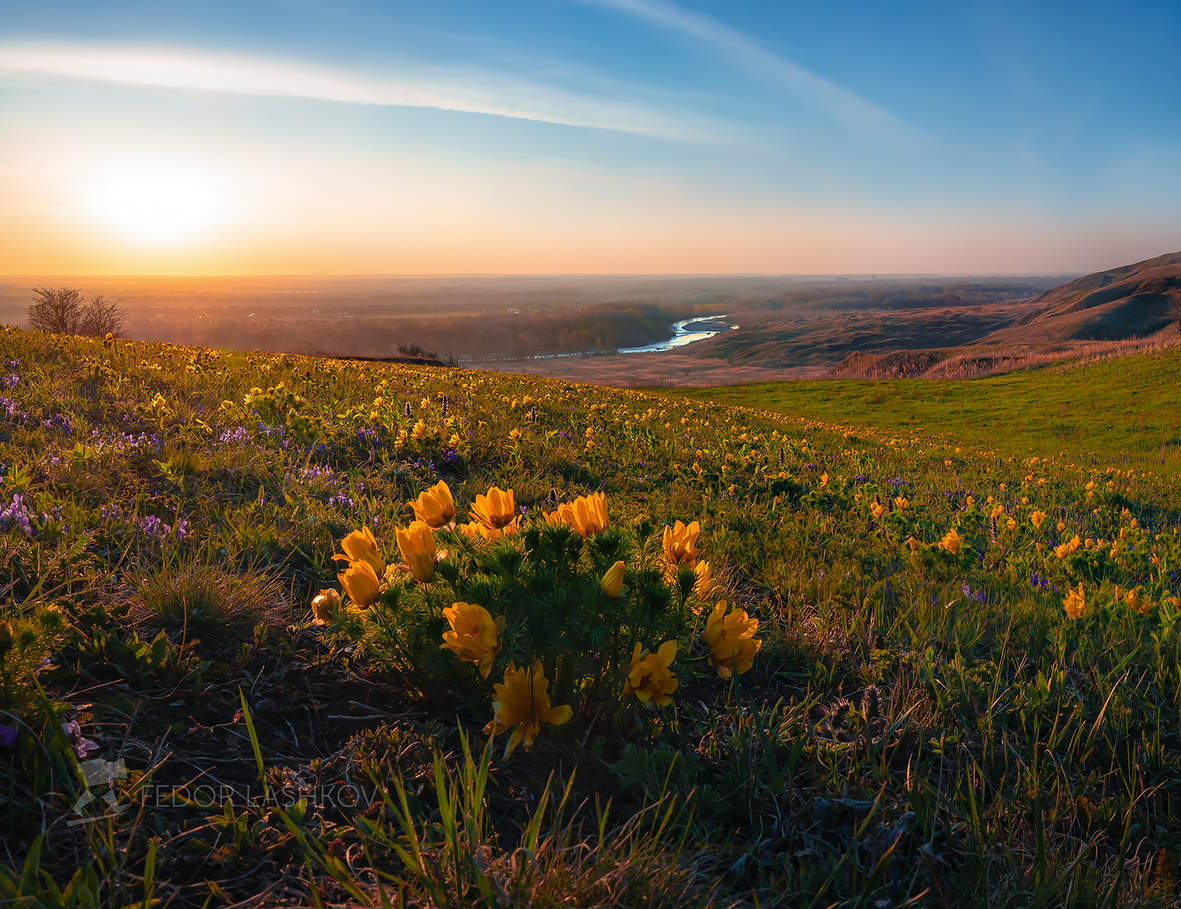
[{"x1": 0, "y1": 0, "x2": 1177, "y2": 274}]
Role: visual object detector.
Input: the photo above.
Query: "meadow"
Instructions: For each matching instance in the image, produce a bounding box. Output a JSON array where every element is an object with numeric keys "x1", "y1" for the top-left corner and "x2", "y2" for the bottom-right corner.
[{"x1": 1, "y1": 325, "x2": 1180, "y2": 906}]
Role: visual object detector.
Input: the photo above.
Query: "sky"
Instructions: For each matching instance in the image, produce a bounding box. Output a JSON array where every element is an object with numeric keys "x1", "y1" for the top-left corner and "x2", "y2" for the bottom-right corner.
[{"x1": 0, "y1": 0, "x2": 1178, "y2": 275}]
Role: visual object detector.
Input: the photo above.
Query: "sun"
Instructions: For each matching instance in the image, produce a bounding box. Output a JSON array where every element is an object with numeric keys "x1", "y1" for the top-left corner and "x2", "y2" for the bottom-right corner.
[{"x1": 80, "y1": 158, "x2": 228, "y2": 246}]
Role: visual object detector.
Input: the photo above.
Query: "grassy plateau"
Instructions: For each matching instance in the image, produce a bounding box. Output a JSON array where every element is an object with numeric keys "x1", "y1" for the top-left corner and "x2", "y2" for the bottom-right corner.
[{"x1": 1, "y1": 326, "x2": 1180, "y2": 906}]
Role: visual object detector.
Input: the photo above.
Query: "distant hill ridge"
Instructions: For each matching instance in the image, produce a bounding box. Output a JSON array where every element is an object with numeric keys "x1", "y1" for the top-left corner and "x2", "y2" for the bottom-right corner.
[{"x1": 994, "y1": 250, "x2": 1181, "y2": 343}]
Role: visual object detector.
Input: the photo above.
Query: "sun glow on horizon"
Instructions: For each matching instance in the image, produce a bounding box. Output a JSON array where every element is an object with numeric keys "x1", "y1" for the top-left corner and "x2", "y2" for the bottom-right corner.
[{"x1": 78, "y1": 158, "x2": 230, "y2": 248}]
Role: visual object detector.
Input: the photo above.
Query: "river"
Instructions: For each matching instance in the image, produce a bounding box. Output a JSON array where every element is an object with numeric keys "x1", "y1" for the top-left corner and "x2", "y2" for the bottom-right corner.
[{"x1": 616, "y1": 315, "x2": 734, "y2": 354}]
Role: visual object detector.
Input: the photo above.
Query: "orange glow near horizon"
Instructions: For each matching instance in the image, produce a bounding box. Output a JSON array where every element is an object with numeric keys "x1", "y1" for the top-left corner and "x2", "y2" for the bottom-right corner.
[{"x1": 0, "y1": 142, "x2": 1172, "y2": 278}]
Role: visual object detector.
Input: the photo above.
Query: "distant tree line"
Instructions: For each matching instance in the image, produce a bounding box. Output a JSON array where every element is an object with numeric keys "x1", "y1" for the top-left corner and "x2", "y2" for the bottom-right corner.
[
  {"x1": 28, "y1": 287, "x2": 125, "y2": 337},
  {"x1": 136, "y1": 301, "x2": 682, "y2": 361}
]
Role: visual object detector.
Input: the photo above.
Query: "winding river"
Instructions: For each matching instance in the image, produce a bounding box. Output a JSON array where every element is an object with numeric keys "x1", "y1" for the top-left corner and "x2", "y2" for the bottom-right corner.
[{"x1": 617, "y1": 315, "x2": 735, "y2": 354}]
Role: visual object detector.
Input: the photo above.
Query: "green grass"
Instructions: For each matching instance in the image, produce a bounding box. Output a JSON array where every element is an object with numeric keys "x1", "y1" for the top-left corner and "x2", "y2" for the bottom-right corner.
[
  {"x1": 679, "y1": 348, "x2": 1181, "y2": 474},
  {"x1": 1, "y1": 326, "x2": 1180, "y2": 906}
]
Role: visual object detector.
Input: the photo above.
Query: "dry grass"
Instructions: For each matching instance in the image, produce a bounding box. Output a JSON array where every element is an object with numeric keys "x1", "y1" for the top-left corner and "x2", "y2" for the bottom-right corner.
[
  {"x1": 830, "y1": 331, "x2": 1181, "y2": 380},
  {"x1": 133, "y1": 562, "x2": 287, "y2": 648}
]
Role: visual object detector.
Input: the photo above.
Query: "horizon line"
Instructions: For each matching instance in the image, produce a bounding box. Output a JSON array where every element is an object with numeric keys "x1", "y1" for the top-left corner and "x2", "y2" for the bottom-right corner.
[{"x1": 0, "y1": 270, "x2": 1079, "y2": 280}]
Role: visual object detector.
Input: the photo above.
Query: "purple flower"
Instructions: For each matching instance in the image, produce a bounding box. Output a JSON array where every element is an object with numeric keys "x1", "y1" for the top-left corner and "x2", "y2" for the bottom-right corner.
[
  {"x1": 62, "y1": 720, "x2": 99, "y2": 759},
  {"x1": 0, "y1": 724, "x2": 18, "y2": 749},
  {"x1": 139, "y1": 515, "x2": 172, "y2": 540},
  {"x1": 218, "y1": 426, "x2": 250, "y2": 444},
  {"x1": 0, "y1": 493, "x2": 34, "y2": 536}
]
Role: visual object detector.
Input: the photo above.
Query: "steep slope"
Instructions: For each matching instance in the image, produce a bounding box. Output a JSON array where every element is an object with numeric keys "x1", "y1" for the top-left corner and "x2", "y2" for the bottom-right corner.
[{"x1": 987, "y1": 250, "x2": 1181, "y2": 342}]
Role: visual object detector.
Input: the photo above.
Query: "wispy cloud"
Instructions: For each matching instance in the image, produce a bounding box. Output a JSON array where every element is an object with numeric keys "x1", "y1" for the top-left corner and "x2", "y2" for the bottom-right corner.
[
  {"x1": 0, "y1": 41, "x2": 710, "y2": 140},
  {"x1": 588, "y1": 0, "x2": 916, "y2": 142}
]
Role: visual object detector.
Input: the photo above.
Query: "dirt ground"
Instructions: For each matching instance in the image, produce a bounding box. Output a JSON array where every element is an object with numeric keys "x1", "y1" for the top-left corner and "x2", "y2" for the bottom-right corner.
[{"x1": 474, "y1": 350, "x2": 826, "y2": 388}]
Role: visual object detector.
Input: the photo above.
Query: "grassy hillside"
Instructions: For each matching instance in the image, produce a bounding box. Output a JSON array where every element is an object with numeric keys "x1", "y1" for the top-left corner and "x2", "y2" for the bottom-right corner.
[
  {"x1": 985, "y1": 250, "x2": 1181, "y2": 344},
  {"x1": 681, "y1": 348, "x2": 1181, "y2": 474},
  {"x1": 2, "y1": 326, "x2": 1180, "y2": 906}
]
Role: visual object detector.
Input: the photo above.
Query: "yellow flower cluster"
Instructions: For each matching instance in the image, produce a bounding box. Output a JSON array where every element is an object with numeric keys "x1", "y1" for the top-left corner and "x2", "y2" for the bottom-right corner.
[
  {"x1": 1062, "y1": 583, "x2": 1086, "y2": 620},
  {"x1": 545, "y1": 492, "x2": 608, "y2": 537},
  {"x1": 333, "y1": 526, "x2": 387, "y2": 607},
  {"x1": 319, "y1": 484, "x2": 763, "y2": 753}
]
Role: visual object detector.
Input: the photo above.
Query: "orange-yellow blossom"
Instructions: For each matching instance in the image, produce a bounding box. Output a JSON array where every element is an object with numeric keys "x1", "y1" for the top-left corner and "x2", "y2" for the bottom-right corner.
[
  {"x1": 484, "y1": 662, "x2": 572, "y2": 757},
  {"x1": 702, "y1": 601, "x2": 762, "y2": 679},
  {"x1": 412, "y1": 480, "x2": 456, "y2": 529},
  {"x1": 441, "y1": 601, "x2": 505, "y2": 677},
  {"x1": 338, "y1": 560, "x2": 382, "y2": 607},
  {"x1": 663, "y1": 520, "x2": 701, "y2": 568},
  {"x1": 396, "y1": 520, "x2": 441, "y2": 582},
  {"x1": 333, "y1": 526, "x2": 384, "y2": 576},
  {"x1": 470, "y1": 486, "x2": 518, "y2": 530},
  {"x1": 600, "y1": 560, "x2": 625, "y2": 598},
  {"x1": 623, "y1": 641, "x2": 678, "y2": 706},
  {"x1": 546, "y1": 492, "x2": 608, "y2": 537}
]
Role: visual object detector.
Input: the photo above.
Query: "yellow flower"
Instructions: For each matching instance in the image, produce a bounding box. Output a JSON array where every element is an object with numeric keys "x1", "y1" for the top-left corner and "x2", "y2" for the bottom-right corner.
[
  {"x1": 1062, "y1": 583, "x2": 1085, "y2": 620},
  {"x1": 396, "y1": 520, "x2": 440, "y2": 582},
  {"x1": 546, "y1": 492, "x2": 608, "y2": 537},
  {"x1": 1006, "y1": 517, "x2": 1017, "y2": 531},
  {"x1": 702, "y1": 601, "x2": 762, "y2": 678},
  {"x1": 893, "y1": 496, "x2": 908, "y2": 510},
  {"x1": 663, "y1": 520, "x2": 701, "y2": 568},
  {"x1": 484, "y1": 661, "x2": 572, "y2": 757},
  {"x1": 412, "y1": 480, "x2": 455, "y2": 529},
  {"x1": 870, "y1": 500, "x2": 885, "y2": 520},
  {"x1": 1124, "y1": 587, "x2": 1152, "y2": 616},
  {"x1": 906, "y1": 536, "x2": 921, "y2": 552},
  {"x1": 338, "y1": 560, "x2": 382, "y2": 607},
  {"x1": 623, "y1": 641, "x2": 678, "y2": 706},
  {"x1": 333, "y1": 526, "x2": 385, "y2": 577},
  {"x1": 691, "y1": 560, "x2": 717, "y2": 600},
  {"x1": 1054, "y1": 535, "x2": 1082, "y2": 559},
  {"x1": 1031, "y1": 510, "x2": 1046, "y2": 530},
  {"x1": 459, "y1": 519, "x2": 517, "y2": 542},
  {"x1": 600, "y1": 560, "x2": 625, "y2": 598},
  {"x1": 441, "y1": 601, "x2": 505, "y2": 677},
  {"x1": 938, "y1": 528, "x2": 962, "y2": 556},
  {"x1": 310, "y1": 588, "x2": 340, "y2": 625},
  {"x1": 470, "y1": 486, "x2": 518, "y2": 530}
]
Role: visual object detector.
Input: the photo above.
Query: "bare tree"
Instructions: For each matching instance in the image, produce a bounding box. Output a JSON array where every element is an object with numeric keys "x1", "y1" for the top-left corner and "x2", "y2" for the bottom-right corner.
[
  {"x1": 28, "y1": 286, "x2": 84, "y2": 334},
  {"x1": 79, "y1": 295, "x2": 125, "y2": 337},
  {"x1": 27, "y1": 286, "x2": 125, "y2": 337}
]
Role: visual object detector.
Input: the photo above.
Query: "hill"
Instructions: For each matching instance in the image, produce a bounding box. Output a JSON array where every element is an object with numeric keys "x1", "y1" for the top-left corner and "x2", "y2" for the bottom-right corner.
[
  {"x1": 1, "y1": 326, "x2": 1180, "y2": 906},
  {"x1": 984, "y1": 250, "x2": 1181, "y2": 344},
  {"x1": 820, "y1": 253, "x2": 1181, "y2": 379}
]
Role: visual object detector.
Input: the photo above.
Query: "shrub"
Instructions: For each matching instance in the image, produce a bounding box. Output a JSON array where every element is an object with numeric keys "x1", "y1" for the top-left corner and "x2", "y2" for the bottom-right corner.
[
  {"x1": 27, "y1": 286, "x2": 124, "y2": 337},
  {"x1": 324, "y1": 484, "x2": 757, "y2": 755}
]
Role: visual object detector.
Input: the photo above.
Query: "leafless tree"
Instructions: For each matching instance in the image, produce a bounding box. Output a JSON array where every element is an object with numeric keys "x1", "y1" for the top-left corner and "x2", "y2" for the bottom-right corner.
[
  {"x1": 27, "y1": 286, "x2": 124, "y2": 337},
  {"x1": 79, "y1": 295, "x2": 125, "y2": 337},
  {"x1": 28, "y1": 286, "x2": 84, "y2": 334}
]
